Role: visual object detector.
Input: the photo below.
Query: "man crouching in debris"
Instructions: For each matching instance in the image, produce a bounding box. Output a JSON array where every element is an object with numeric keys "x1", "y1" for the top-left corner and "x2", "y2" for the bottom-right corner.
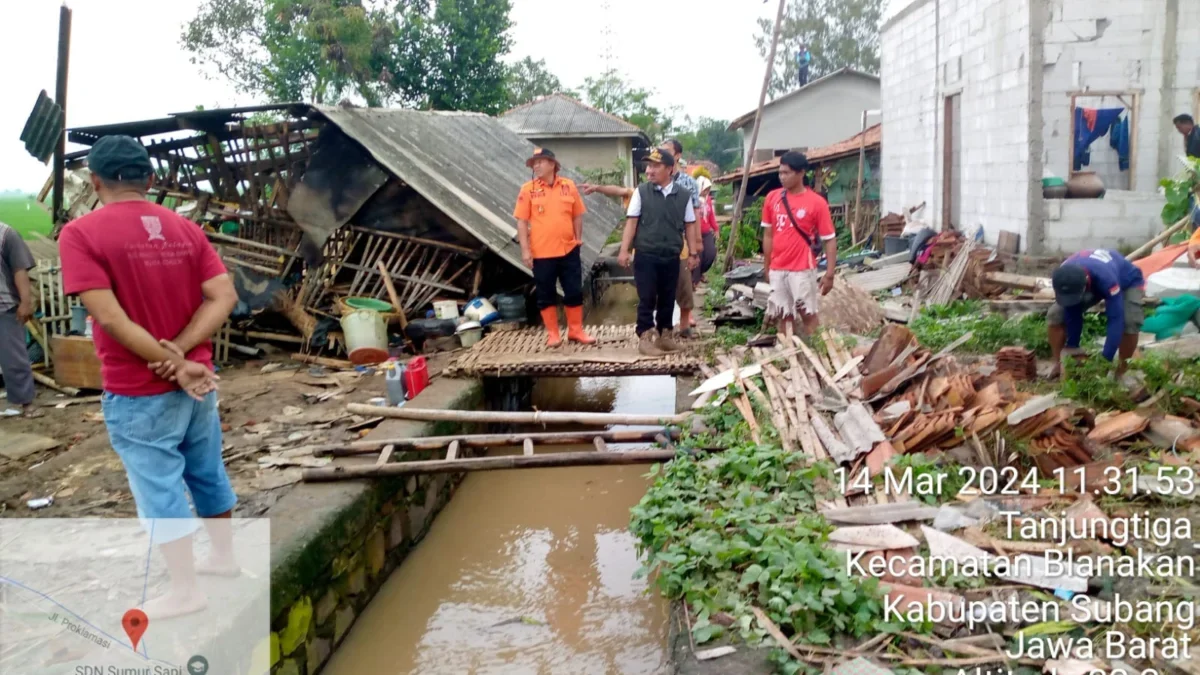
[
  {"x1": 617, "y1": 148, "x2": 701, "y2": 356},
  {"x1": 1048, "y1": 248, "x2": 1145, "y2": 379},
  {"x1": 58, "y1": 135, "x2": 240, "y2": 619},
  {"x1": 761, "y1": 152, "x2": 837, "y2": 342},
  {"x1": 514, "y1": 147, "x2": 594, "y2": 347}
]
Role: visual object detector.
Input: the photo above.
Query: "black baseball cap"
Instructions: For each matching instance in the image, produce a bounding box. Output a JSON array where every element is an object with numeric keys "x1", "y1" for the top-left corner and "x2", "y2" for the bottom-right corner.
[
  {"x1": 88, "y1": 135, "x2": 154, "y2": 182},
  {"x1": 526, "y1": 147, "x2": 560, "y2": 168},
  {"x1": 1052, "y1": 264, "x2": 1089, "y2": 307},
  {"x1": 644, "y1": 148, "x2": 676, "y2": 168}
]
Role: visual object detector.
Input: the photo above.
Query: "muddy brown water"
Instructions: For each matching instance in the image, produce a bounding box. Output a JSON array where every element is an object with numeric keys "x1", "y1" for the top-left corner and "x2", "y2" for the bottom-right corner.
[{"x1": 324, "y1": 286, "x2": 673, "y2": 675}]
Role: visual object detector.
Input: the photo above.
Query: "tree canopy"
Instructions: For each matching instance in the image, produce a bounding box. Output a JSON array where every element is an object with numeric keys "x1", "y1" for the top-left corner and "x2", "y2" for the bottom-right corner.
[
  {"x1": 503, "y1": 57, "x2": 571, "y2": 109},
  {"x1": 672, "y1": 118, "x2": 743, "y2": 173},
  {"x1": 582, "y1": 69, "x2": 675, "y2": 142},
  {"x1": 755, "y1": 0, "x2": 882, "y2": 97},
  {"x1": 183, "y1": 0, "x2": 513, "y2": 113}
]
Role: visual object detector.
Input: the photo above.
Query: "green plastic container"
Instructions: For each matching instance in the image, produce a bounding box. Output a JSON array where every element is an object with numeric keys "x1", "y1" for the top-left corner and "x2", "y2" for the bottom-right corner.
[
  {"x1": 344, "y1": 297, "x2": 394, "y2": 312},
  {"x1": 1042, "y1": 177, "x2": 1066, "y2": 188}
]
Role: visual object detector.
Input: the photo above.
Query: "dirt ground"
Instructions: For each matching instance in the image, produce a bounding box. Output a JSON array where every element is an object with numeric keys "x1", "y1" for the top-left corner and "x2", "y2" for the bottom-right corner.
[{"x1": 0, "y1": 353, "x2": 453, "y2": 519}]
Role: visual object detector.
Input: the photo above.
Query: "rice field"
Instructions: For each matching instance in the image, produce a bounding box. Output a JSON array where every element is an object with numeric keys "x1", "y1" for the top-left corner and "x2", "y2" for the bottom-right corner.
[{"x1": 0, "y1": 195, "x2": 53, "y2": 239}]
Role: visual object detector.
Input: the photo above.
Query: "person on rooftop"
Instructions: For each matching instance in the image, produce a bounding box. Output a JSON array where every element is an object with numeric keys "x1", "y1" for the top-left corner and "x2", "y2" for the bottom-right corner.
[
  {"x1": 1048, "y1": 248, "x2": 1145, "y2": 379},
  {"x1": 513, "y1": 147, "x2": 595, "y2": 347}
]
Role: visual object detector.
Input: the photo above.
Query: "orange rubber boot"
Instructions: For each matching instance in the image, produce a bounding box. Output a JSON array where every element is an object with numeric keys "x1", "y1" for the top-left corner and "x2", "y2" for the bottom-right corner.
[
  {"x1": 540, "y1": 307, "x2": 562, "y2": 347},
  {"x1": 565, "y1": 306, "x2": 596, "y2": 344}
]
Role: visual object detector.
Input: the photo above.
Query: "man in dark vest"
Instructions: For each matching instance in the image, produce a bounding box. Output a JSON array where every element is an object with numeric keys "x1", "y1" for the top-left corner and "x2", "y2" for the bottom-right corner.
[{"x1": 617, "y1": 148, "x2": 700, "y2": 356}]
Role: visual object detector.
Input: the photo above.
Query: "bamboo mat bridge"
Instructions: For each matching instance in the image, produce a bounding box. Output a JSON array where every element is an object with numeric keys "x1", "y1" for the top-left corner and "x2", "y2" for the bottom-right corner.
[{"x1": 443, "y1": 324, "x2": 703, "y2": 378}]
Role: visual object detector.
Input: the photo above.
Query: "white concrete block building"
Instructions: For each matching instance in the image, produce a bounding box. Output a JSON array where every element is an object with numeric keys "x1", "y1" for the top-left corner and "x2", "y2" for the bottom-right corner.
[
  {"x1": 728, "y1": 69, "x2": 881, "y2": 162},
  {"x1": 880, "y1": 0, "x2": 1200, "y2": 253}
]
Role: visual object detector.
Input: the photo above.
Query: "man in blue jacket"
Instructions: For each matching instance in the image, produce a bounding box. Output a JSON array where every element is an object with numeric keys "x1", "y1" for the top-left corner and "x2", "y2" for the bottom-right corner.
[{"x1": 1047, "y1": 249, "x2": 1145, "y2": 378}]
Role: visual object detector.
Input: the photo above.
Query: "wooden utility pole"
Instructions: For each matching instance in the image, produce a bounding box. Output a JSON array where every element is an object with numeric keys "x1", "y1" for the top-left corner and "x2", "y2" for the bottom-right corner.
[
  {"x1": 723, "y1": 0, "x2": 787, "y2": 272},
  {"x1": 51, "y1": 3, "x2": 73, "y2": 227}
]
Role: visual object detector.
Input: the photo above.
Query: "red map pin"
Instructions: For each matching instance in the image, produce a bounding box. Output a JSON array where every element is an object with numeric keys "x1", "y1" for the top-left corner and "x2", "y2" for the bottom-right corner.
[{"x1": 122, "y1": 609, "x2": 149, "y2": 650}]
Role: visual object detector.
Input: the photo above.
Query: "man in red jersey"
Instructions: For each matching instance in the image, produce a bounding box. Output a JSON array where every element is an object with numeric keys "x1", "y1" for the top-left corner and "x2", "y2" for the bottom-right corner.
[
  {"x1": 59, "y1": 135, "x2": 240, "y2": 619},
  {"x1": 761, "y1": 152, "x2": 837, "y2": 341}
]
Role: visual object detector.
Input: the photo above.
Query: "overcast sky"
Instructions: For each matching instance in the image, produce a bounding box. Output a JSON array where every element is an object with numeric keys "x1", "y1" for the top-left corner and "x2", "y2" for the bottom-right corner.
[{"x1": 0, "y1": 0, "x2": 906, "y2": 193}]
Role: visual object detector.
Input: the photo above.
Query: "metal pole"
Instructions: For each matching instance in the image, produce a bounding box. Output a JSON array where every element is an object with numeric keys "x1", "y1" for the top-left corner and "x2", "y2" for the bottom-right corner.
[
  {"x1": 52, "y1": 3, "x2": 72, "y2": 228},
  {"x1": 722, "y1": 0, "x2": 787, "y2": 272}
]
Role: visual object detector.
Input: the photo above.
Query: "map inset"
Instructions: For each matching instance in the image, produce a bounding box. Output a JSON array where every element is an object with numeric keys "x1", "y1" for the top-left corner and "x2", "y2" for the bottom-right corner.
[{"x1": 0, "y1": 518, "x2": 270, "y2": 675}]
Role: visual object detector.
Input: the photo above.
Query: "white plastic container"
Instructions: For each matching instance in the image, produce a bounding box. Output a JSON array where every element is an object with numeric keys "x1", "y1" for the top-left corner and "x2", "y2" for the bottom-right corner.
[
  {"x1": 463, "y1": 297, "x2": 500, "y2": 324},
  {"x1": 456, "y1": 321, "x2": 484, "y2": 347},
  {"x1": 433, "y1": 300, "x2": 460, "y2": 320},
  {"x1": 340, "y1": 309, "x2": 387, "y2": 354}
]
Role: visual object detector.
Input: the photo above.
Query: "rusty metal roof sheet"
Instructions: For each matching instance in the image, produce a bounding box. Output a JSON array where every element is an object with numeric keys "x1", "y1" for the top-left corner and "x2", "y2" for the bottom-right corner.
[
  {"x1": 314, "y1": 106, "x2": 627, "y2": 277},
  {"x1": 500, "y1": 94, "x2": 645, "y2": 138},
  {"x1": 715, "y1": 124, "x2": 882, "y2": 184}
]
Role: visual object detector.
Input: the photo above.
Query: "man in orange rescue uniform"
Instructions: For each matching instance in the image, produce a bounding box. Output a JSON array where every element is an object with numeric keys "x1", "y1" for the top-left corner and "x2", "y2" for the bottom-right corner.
[{"x1": 514, "y1": 148, "x2": 595, "y2": 346}]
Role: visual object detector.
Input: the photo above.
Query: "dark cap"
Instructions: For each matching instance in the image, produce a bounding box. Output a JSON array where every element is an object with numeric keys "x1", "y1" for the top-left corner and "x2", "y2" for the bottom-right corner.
[
  {"x1": 644, "y1": 148, "x2": 676, "y2": 168},
  {"x1": 88, "y1": 135, "x2": 154, "y2": 182},
  {"x1": 525, "y1": 147, "x2": 560, "y2": 168},
  {"x1": 1052, "y1": 263, "x2": 1089, "y2": 307}
]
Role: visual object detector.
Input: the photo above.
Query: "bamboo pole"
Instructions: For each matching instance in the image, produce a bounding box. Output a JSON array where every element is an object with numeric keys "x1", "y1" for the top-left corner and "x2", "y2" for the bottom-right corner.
[
  {"x1": 375, "y1": 259, "x2": 409, "y2": 332},
  {"x1": 722, "y1": 0, "x2": 787, "y2": 272},
  {"x1": 1128, "y1": 214, "x2": 1192, "y2": 260},
  {"x1": 291, "y1": 353, "x2": 354, "y2": 369},
  {"x1": 33, "y1": 371, "x2": 80, "y2": 396},
  {"x1": 313, "y1": 429, "x2": 677, "y2": 456},
  {"x1": 344, "y1": 404, "x2": 690, "y2": 426},
  {"x1": 302, "y1": 448, "x2": 704, "y2": 480}
]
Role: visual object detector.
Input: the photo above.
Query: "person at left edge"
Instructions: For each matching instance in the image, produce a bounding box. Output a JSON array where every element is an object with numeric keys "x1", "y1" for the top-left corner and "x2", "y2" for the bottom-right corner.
[{"x1": 514, "y1": 147, "x2": 595, "y2": 347}]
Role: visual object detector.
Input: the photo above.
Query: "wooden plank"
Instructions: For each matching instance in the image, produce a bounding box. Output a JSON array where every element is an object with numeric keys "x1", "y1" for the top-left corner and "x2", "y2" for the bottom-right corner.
[
  {"x1": 376, "y1": 444, "x2": 395, "y2": 466},
  {"x1": 593, "y1": 437, "x2": 608, "y2": 452},
  {"x1": 345, "y1": 404, "x2": 690, "y2": 426},
  {"x1": 446, "y1": 440, "x2": 459, "y2": 461},
  {"x1": 522, "y1": 438, "x2": 534, "y2": 456},
  {"x1": 820, "y1": 502, "x2": 941, "y2": 525},
  {"x1": 314, "y1": 429, "x2": 676, "y2": 454},
  {"x1": 303, "y1": 448, "x2": 710, "y2": 479}
]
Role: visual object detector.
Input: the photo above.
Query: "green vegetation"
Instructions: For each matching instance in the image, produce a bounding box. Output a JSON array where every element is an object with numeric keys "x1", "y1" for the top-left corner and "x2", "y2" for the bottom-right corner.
[
  {"x1": 630, "y1": 404, "x2": 904, "y2": 663},
  {"x1": 1061, "y1": 351, "x2": 1200, "y2": 414},
  {"x1": 1158, "y1": 156, "x2": 1198, "y2": 225},
  {"x1": 0, "y1": 196, "x2": 52, "y2": 239},
  {"x1": 910, "y1": 300, "x2": 1106, "y2": 358},
  {"x1": 718, "y1": 197, "x2": 763, "y2": 261}
]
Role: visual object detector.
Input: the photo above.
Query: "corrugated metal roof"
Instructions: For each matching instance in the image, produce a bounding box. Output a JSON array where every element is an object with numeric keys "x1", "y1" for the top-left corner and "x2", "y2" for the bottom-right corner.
[
  {"x1": 715, "y1": 124, "x2": 882, "y2": 184},
  {"x1": 20, "y1": 90, "x2": 64, "y2": 164},
  {"x1": 499, "y1": 94, "x2": 643, "y2": 138},
  {"x1": 314, "y1": 106, "x2": 627, "y2": 278}
]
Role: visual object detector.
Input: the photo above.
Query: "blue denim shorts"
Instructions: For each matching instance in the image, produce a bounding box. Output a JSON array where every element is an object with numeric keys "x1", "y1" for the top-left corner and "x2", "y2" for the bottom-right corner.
[{"x1": 102, "y1": 390, "x2": 237, "y2": 536}]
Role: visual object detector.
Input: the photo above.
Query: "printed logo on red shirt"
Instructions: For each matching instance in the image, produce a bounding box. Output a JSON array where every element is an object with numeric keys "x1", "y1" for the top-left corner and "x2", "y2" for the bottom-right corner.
[{"x1": 141, "y1": 216, "x2": 165, "y2": 242}]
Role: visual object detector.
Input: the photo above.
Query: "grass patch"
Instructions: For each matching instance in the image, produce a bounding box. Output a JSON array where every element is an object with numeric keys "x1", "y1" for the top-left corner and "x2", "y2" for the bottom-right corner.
[
  {"x1": 1061, "y1": 351, "x2": 1200, "y2": 414},
  {"x1": 910, "y1": 300, "x2": 1106, "y2": 357},
  {"x1": 0, "y1": 196, "x2": 53, "y2": 239}
]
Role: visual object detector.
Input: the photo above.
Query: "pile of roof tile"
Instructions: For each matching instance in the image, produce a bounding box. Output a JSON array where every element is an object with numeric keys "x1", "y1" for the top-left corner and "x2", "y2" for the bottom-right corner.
[{"x1": 995, "y1": 346, "x2": 1037, "y2": 381}]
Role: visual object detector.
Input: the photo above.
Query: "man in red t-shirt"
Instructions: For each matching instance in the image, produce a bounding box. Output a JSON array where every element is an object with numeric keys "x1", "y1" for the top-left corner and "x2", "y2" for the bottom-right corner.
[
  {"x1": 760, "y1": 152, "x2": 837, "y2": 340},
  {"x1": 59, "y1": 135, "x2": 240, "y2": 619}
]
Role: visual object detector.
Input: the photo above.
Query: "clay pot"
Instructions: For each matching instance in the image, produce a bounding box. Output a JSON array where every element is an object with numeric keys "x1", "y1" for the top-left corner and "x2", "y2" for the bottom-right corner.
[{"x1": 1066, "y1": 171, "x2": 1105, "y2": 199}]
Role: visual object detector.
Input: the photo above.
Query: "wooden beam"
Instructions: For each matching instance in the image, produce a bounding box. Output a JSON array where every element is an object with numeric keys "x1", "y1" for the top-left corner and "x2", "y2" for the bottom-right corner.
[
  {"x1": 344, "y1": 404, "x2": 690, "y2": 426},
  {"x1": 303, "y1": 448, "x2": 712, "y2": 480},
  {"x1": 314, "y1": 429, "x2": 678, "y2": 456},
  {"x1": 446, "y1": 440, "x2": 459, "y2": 461},
  {"x1": 376, "y1": 444, "x2": 395, "y2": 466},
  {"x1": 523, "y1": 438, "x2": 534, "y2": 456}
]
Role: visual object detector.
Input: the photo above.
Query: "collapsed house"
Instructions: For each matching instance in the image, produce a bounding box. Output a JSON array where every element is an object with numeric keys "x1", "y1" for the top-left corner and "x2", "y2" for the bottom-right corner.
[{"x1": 38, "y1": 103, "x2": 628, "y2": 356}]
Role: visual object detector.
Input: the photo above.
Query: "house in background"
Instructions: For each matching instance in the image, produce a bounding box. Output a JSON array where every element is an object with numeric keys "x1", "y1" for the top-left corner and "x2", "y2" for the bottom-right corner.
[
  {"x1": 500, "y1": 94, "x2": 651, "y2": 187},
  {"x1": 727, "y1": 68, "x2": 881, "y2": 162},
  {"x1": 881, "y1": 0, "x2": 1200, "y2": 254}
]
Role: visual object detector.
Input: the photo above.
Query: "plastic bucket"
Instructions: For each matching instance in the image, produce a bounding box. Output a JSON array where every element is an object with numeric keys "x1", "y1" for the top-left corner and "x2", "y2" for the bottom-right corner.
[
  {"x1": 456, "y1": 321, "x2": 484, "y2": 347},
  {"x1": 345, "y1": 297, "x2": 393, "y2": 312},
  {"x1": 434, "y1": 300, "x2": 459, "y2": 320},
  {"x1": 463, "y1": 297, "x2": 500, "y2": 324},
  {"x1": 340, "y1": 309, "x2": 387, "y2": 355}
]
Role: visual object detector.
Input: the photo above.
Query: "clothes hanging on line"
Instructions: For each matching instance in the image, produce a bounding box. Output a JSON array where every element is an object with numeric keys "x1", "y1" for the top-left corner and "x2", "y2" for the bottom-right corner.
[
  {"x1": 1108, "y1": 114, "x2": 1130, "y2": 171},
  {"x1": 1074, "y1": 107, "x2": 1123, "y2": 170}
]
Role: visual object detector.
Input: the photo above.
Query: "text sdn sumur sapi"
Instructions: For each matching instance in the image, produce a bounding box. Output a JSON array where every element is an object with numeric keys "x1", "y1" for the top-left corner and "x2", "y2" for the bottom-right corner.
[{"x1": 74, "y1": 662, "x2": 188, "y2": 667}]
